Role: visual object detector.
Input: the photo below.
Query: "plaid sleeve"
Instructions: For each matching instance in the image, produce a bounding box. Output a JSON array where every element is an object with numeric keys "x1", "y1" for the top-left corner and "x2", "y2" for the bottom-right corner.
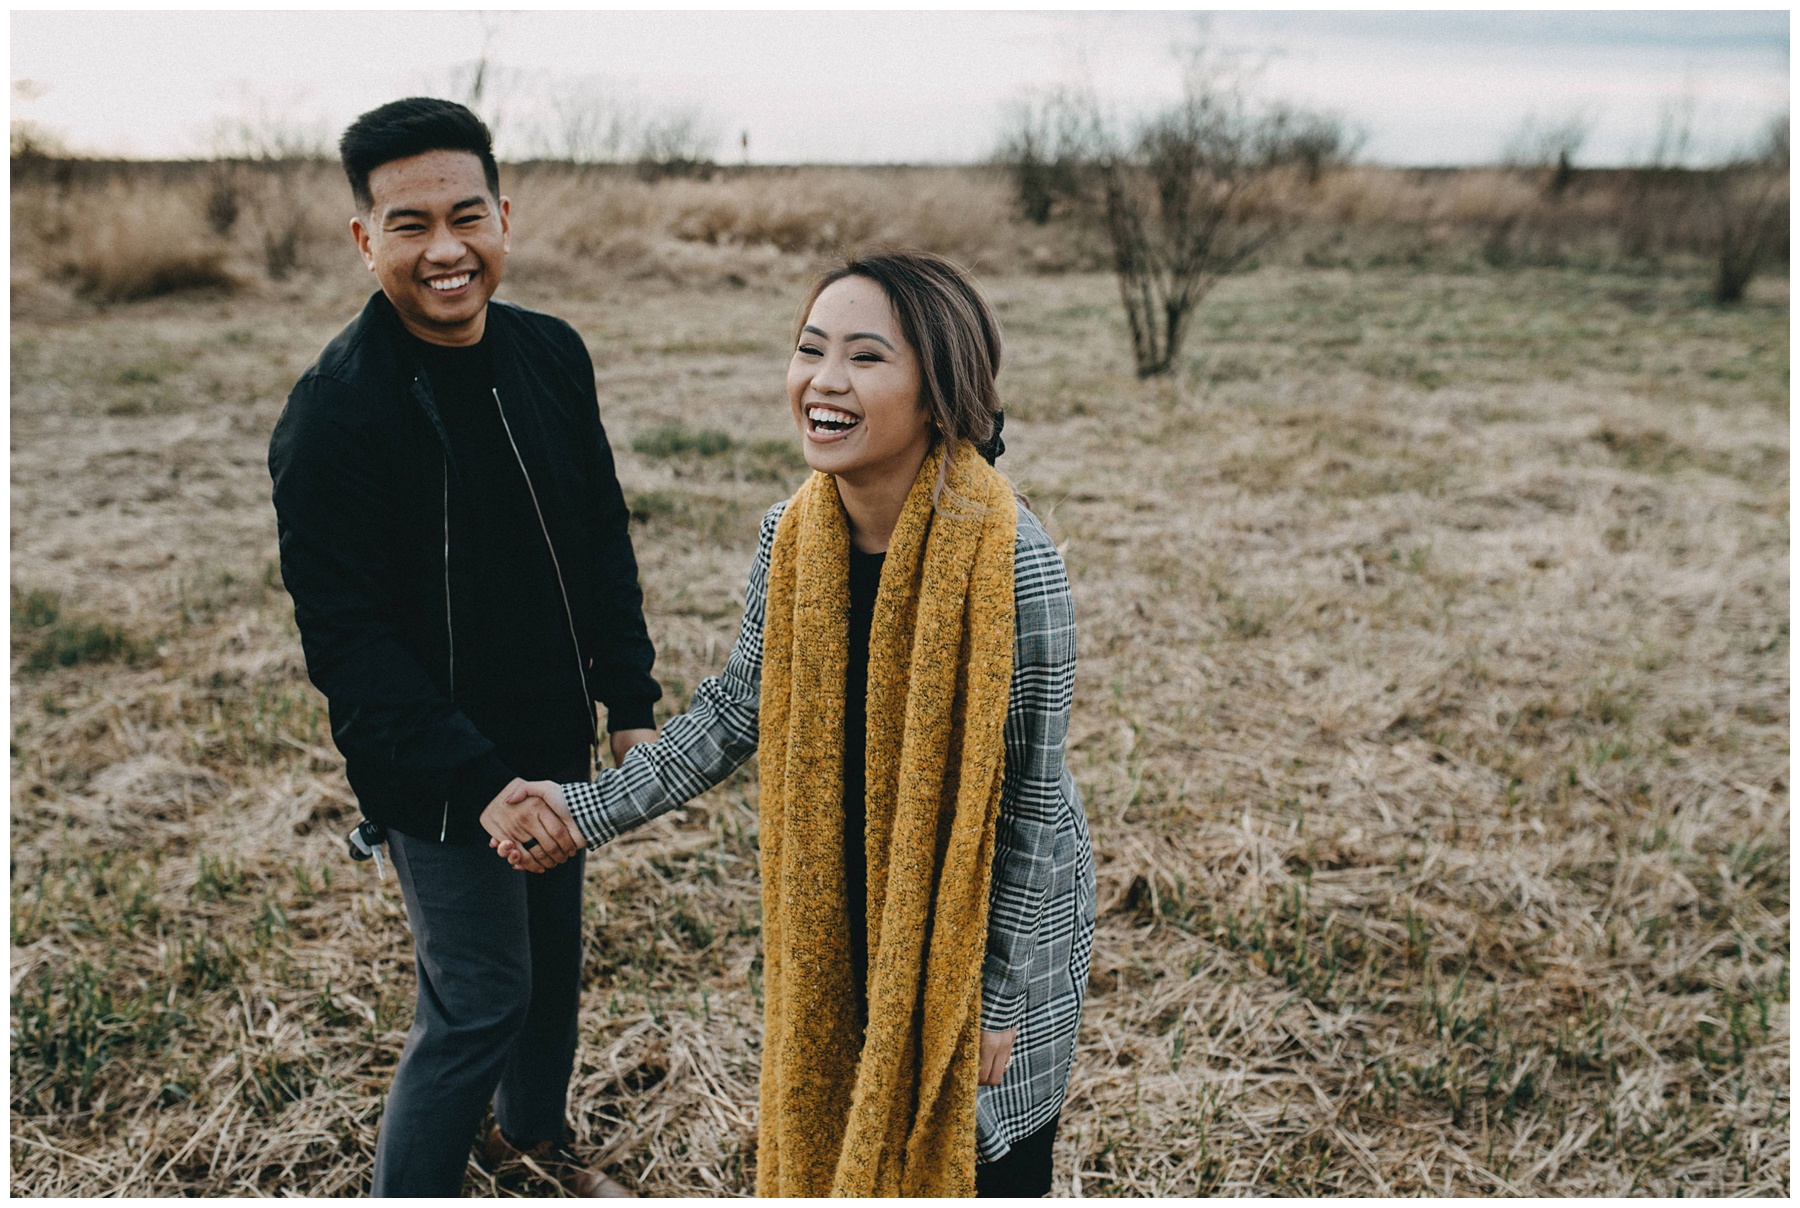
[
  {"x1": 981, "y1": 509, "x2": 1077, "y2": 1032},
  {"x1": 563, "y1": 502, "x2": 785, "y2": 846}
]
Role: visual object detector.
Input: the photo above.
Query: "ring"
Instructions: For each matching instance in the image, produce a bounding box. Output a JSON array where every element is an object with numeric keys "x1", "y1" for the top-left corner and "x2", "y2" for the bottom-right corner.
[{"x1": 520, "y1": 837, "x2": 540, "y2": 852}]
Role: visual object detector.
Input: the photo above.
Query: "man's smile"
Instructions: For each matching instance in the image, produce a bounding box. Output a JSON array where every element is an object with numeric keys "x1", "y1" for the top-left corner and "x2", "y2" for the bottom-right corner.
[{"x1": 426, "y1": 272, "x2": 474, "y2": 294}]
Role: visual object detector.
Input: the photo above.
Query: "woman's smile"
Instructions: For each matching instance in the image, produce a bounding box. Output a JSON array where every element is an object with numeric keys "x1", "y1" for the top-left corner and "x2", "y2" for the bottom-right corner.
[{"x1": 805, "y1": 403, "x2": 863, "y2": 441}]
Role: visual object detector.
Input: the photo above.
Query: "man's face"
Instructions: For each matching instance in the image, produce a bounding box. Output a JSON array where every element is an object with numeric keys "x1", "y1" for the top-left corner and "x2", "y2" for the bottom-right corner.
[{"x1": 349, "y1": 149, "x2": 510, "y2": 347}]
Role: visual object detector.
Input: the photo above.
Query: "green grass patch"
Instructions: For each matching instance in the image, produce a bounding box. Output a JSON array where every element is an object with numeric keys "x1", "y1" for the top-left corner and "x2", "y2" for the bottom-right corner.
[
  {"x1": 627, "y1": 490, "x2": 751, "y2": 545},
  {"x1": 633, "y1": 423, "x2": 736, "y2": 459},
  {"x1": 13, "y1": 589, "x2": 156, "y2": 673},
  {"x1": 631, "y1": 424, "x2": 808, "y2": 486},
  {"x1": 12, "y1": 959, "x2": 188, "y2": 1112}
]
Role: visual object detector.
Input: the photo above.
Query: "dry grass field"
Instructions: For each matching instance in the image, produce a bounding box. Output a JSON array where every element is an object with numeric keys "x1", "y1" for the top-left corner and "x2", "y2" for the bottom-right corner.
[{"x1": 10, "y1": 163, "x2": 1789, "y2": 1195}]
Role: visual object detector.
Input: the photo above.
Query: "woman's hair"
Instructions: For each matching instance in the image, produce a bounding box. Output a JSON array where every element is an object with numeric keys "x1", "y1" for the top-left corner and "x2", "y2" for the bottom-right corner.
[{"x1": 794, "y1": 249, "x2": 1006, "y2": 476}]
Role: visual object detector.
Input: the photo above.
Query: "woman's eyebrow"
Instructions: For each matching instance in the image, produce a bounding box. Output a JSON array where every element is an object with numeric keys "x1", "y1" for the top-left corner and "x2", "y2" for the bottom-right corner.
[{"x1": 801, "y1": 323, "x2": 894, "y2": 350}]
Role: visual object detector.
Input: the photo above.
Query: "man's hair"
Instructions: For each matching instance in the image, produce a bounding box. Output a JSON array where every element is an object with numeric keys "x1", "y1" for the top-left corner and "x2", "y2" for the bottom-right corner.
[{"x1": 339, "y1": 97, "x2": 500, "y2": 212}]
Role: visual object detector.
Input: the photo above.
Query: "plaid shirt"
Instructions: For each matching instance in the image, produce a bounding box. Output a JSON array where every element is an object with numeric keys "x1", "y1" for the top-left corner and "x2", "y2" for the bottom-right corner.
[{"x1": 565, "y1": 500, "x2": 1095, "y2": 1162}]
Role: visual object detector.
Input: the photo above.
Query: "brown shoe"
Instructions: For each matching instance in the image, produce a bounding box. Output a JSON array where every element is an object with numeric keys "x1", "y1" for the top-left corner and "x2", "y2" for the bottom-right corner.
[{"x1": 476, "y1": 1124, "x2": 635, "y2": 1197}]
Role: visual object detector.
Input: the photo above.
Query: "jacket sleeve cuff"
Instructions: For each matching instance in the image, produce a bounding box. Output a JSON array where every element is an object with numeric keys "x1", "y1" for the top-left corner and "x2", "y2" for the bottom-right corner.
[
  {"x1": 604, "y1": 700, "x2": 658, "y2": 734},
  {"x1": 449, "y1": 750, "x2": 516, "y2": 821},
  {"x1": 980, "y1": 982, "x2": 1028, "y2": 1033}
]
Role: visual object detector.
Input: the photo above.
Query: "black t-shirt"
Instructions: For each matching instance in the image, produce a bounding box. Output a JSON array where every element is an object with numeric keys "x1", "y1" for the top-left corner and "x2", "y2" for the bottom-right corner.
[
  {"x1": 409, "y1": 333, "x2": 591, "y2": 798},
  {"x1": 844, "y1": 546, "x2": 885, "y2": 1022}
]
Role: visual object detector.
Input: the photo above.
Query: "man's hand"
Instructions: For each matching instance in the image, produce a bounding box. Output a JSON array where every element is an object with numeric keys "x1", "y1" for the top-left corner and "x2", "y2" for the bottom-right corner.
[
  {"x1": 610, "y1": 727, "x2": 657, "y2": 767},
  {"x1": 480, "y1": 778, "x2": 581, "y2": 874},
  {"x1": 978, "y1": 1028, "x2": 1017, "y2": 1086}
]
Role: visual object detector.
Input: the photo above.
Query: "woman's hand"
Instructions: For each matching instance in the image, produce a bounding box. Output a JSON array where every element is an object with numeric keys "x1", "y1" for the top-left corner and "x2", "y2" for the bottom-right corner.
[
  {"x1": 486, "y1": 780, "x2": 581, "y2": 872},
  {"x1": 978, "y1": 1028, "x2": 1017, "y2": 1086}
]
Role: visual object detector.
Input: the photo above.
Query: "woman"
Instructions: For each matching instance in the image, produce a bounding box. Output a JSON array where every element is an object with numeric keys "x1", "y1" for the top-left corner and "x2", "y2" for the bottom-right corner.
[{"x1": 495, "y1": 250, "x2": 1094, "y2": 1198}]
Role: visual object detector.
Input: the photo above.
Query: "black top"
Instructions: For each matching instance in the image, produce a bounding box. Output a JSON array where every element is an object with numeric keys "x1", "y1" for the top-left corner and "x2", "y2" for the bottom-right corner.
[
  {"x1": 844, "y1": 546, "x2": 885, "y2": 1022},
  {"x1": 269, "y1": 291, "x2": 660, "y2": 844},
  {"x1": 410, "y1": 333, "x2": 585, "y2": 804}
]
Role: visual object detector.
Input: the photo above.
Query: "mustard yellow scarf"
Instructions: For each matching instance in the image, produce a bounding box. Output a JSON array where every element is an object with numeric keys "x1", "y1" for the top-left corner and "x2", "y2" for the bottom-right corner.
[{"x1": 755, "y1": 443, "x2": 1018, "y2": 1197}]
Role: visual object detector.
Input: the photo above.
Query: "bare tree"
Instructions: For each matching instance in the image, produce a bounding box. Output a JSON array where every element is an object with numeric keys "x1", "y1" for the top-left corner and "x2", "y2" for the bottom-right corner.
[
  {"x1": 635, "y1": 105, "x2": 721, "y2": 181},
  {"x1": 1620, "y1": 97, "x2": 1789, "y2": 297},
  {"x1": 1647, "y1": 91, "x2": 1699, "y2": 169},
  {"x1": 541, "y1": 80, "x2": 632, "y2": 165},
  {"x1": 205, "y1": 89, "x2": 333, "y2": 279},
  {"x1": 1502, "y1": 111, "x2": 1594, "y2": 197},
  {"x1": 1710, "y1": 111, "x2": 1788, "y2": 304},
  {"x1": 444, "y1": 13, "x2": 526, "y2": 148},
  {"x1": 995, "y1": 89, "x2": 1091, "y2": 224},
  {"x1": 1618, "y1": 94, "x2": 1699, "y2": 260},
  {"x1": 207, "y1": 108, "x2": 331, "y2": 162},
  {"x1": 10, "y1": 78, "x2": 64, "y2": 160},
  {"x1": 1073, "y1": 60, "x2": 1351, "y2": 378},
  {"x1": 10, "y1": 119, "x2": 64, "y2": 160}
]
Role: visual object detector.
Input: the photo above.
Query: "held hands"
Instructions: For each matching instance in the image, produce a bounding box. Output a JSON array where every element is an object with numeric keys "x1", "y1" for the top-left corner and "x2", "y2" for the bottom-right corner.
[
  {"x1": 978, "y1": 1028, "x2": 1017, "y2": 1086},
  {"x1": 489, "y1": 729, "x2": 657, "y2": 873},
  {"x1": 482, "y1": 779, "x2": 581, "y2": 873}
]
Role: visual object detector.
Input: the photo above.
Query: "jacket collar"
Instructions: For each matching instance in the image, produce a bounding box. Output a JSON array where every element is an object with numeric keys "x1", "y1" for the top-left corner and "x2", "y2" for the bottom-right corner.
[
  {"x1": 358, "y1": 288, "x2": 515, "y2": 368},
  {"x1": 354, "y1": 290, "x2": 522, "y2": 459}
]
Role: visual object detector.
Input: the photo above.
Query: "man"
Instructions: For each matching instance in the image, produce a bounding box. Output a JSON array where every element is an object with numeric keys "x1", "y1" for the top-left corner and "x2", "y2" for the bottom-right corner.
[{"x1": 268, "y1": 97, "x2": 657, "y2": 1197}]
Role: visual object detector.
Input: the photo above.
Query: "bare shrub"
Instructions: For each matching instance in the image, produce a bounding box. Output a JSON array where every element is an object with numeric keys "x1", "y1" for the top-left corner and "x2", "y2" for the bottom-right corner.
[
  {"x1": 238, "y1": 166, "x2": 328, "y2": 282},
  {"x1": 53, "y1": 183, "x2": 238, "y2": 301},
  {"x1": 203, "y1": 162, "x2": 241, "y2": 236},
  {"x1": 10, "y1": 119, "x2": 65, "y2": 161},
  {"x1": 19, "y1": 150, "x2": 1775, "y2": 306},
  {"x1": 635, "y1": 107, "x2": 722, "y2": 182},
  {"x1": 1611, "y1": 100, "x2": 1789, "y2": 291},
  {"x1": 676, "y1": 168, "x2": 1021, "y2": 266},
  {"x1": 9, "y1": 160, "x2": 361, "y2": 306},
  {"x1": 670, "y1": 173, "x2": 882, "y2": 252},
  {"x1": 1501, "y1": 111, "x2": 1594, "y2": 198},
  {"x1": 1709, "y1": 113, "x2": 1788, "y2": 304},
  {"x1": 10, "y1": 78, "x2": 62, "y2": 161},
  {"x1": 532, "y1": 79, "x2": 633, "y2": 165},
  {"x1": 996, "y1": 90, "x2": 1090, "y2": 224},
  {"x1": 261, "y1": 215, "x2": 307, "y2": 281},
  {"x1": 1049, "y1": 59, "x2": 1352, "y2": 376},
  {"x1": 207, "y1": 99, "x2": 331, "y2": 163},
  {"x1": 501, "y1": 165, "x2": 1034, "y2": 284}
]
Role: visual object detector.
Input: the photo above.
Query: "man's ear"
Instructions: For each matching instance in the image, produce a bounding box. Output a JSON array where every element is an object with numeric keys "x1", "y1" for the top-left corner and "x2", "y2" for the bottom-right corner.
[
  {"x1": 499, "y1": 195, "x2": 511, "y2": 256},
  {"x1": 349, "y1": 213, "x2": 376, "y2": 271}
]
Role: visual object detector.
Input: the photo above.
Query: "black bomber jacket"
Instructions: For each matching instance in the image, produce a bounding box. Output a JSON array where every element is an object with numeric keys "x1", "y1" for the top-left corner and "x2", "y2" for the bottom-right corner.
[{"x1": 268, "y1": 291, "x2": 660, "y2": 844}]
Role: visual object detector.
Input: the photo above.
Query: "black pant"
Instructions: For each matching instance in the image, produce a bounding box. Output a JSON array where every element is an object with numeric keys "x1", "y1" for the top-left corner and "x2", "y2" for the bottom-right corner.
[
  {"x1": 371, "y1": 832, "x2": 586, "y2": 1196},
  {"x1": 976, "y1": 1113, "x2": 1059, "y2": 1198}
]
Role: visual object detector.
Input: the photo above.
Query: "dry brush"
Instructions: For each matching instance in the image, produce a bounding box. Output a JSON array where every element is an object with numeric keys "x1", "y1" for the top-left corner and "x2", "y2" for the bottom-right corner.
[{"x1": 9, "y1": 172, "x2": 1789, "y2": 1195}]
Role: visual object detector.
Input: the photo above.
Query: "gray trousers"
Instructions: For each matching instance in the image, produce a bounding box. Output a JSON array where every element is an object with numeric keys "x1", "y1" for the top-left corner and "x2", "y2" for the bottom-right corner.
[{"x1": 371, "y1": 830, "x2": 586, "y2": 1197}]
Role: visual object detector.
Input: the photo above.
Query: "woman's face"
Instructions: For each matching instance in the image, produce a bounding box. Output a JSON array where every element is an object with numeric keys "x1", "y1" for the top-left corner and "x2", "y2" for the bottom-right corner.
[{"x1": 787, "y1": 275, "x2": 932, "y2": 485}]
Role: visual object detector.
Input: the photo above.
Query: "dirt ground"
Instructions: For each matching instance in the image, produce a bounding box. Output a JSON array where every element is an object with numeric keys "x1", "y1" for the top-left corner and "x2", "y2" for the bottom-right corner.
[{"x1": 10, "y1": 254, "x2": 1788, "y2": 1195}]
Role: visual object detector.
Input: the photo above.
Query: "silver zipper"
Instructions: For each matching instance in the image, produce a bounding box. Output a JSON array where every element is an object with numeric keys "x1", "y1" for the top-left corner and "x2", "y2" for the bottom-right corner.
[
  {"x1": 489, "y1": 387, "x2": 598, "y2": 745},
  {"x1": 442, "y1": 449, "x2": 454, "y2": 843},
  {"x1": 443, "y1": 449, "x2": 456, "y2": 697}
]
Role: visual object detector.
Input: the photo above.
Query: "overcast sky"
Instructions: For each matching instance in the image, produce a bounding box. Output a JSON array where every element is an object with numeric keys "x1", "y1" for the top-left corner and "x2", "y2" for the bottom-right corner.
[{"x1": 10, "y1": 10, "x2": 1789, "y2": 166}]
